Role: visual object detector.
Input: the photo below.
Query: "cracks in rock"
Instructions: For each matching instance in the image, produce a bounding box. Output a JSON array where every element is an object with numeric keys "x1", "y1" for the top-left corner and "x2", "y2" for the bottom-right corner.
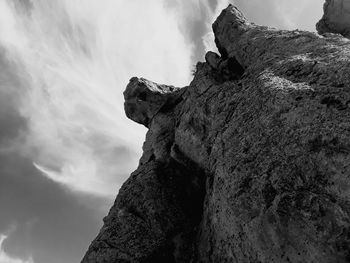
[
  {"x1": 308, "y1": 135, "x2": 350, "y2": 155},
  {"x1": 320, "y1": 95, "x2": 349, "y2": 110},
  {"x1": 169, "y1": 144, "x2": 207, "y2": 222},
  {"x1": 205, "y1": 52, "x2": 245, "y2": 83},
  {"x1": 124, "y1": 205, "x2": 149, "y2": 227},
  {"x1": 155, "y1": 150, "x2": 208, "y2": 261}
]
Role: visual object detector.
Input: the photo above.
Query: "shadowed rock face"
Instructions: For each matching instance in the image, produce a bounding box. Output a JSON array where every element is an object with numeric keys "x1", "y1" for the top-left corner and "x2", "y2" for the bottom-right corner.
[
  {"x1": 317, "y1": 0, "x2": 350, "y2": 38},
  {"x1": 82, "y1": 4, "x2": 350, "y2": 263}
]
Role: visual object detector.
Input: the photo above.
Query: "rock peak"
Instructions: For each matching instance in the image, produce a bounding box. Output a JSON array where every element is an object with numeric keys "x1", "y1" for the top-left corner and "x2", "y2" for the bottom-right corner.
[
  {"x1": 212, "y1": 4, "x2": 251, "y2": 58},
  {"x1": 317, "y1": 0, "x2": 350, "y2": 38}
]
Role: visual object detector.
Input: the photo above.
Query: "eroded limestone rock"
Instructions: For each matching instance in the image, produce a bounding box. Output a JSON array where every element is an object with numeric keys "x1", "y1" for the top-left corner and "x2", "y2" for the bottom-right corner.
[
  {"x1": 83, "y1": 4, "x2": 350, "y2": 263},
  {"x1": 124, "y1": 77, "x2": 181, "y2": 128},
  {"x1": 317, "y1": 0, "x2": 350, "y2": 38}
]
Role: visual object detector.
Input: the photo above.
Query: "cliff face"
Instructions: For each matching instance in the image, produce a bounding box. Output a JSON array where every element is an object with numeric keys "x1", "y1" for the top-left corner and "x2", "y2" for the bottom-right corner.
[{"x1": 82, "y1": 4, "x2": 350, "y2": 263}]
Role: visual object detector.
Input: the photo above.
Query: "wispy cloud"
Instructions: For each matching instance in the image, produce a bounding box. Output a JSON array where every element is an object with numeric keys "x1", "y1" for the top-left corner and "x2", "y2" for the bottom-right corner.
[
  {"x1": 0, "y1": 234, "x2": 34, "y2": 263},
  {"x1": 164, "y1": 0, "x2": 230, "y2": 58},
  {"x1": 0, "y1": 0, "x2": 194, "y2": 197}
]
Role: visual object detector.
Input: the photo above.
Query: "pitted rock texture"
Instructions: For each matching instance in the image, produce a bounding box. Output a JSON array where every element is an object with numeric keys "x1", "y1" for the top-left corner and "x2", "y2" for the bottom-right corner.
[
  {"x1": 82, "y1": 4, "x2": 350, "y2": 263},
  {"x1": 123, "y1": 77, "x2": 182, "y2": 128},
  {"x1": 317, "y1": 0, "x2": 350, "y2": 38}
]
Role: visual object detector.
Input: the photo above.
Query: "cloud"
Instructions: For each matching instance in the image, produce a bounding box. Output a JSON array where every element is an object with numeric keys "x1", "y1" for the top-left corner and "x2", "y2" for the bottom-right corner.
[
  {"x1": 163, "y1": 0, "x2": 230, "y2": 60},
  {"x1": 0, "y1": 0, "x2": 235, "y2": 198},
  {"x1": 0, "y1": 156, "x2": 112, "y2": 263},
  {"x1": 0, "y1": 0, "x2": 194, "y2": 197},
  {"x1": 0, "y1": 234, "x2": 34, "y2": 263}
]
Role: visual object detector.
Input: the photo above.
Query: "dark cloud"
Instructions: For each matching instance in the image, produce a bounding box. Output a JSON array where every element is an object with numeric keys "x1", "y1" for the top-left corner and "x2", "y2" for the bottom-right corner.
[
  {"x1": 0, "y1": 152, "x2": 110, "y2": 263},
  {"x1": 0, "y1": 50, "x2": 27, "y2": 146},
  {"x1": 0, "y1": 51, "x2": 111, "y2": 263}
]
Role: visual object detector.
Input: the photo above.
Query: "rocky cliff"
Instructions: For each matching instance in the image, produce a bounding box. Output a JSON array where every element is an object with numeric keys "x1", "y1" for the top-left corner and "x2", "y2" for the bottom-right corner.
[{"x1": 82, "y1": 4, "x2": 350, "y2": 263}]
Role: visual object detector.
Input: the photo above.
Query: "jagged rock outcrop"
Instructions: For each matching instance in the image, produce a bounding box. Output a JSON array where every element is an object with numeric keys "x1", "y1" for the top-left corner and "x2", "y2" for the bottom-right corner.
[
  {"x1": 317, "y1": 0, "x2": 350, "y2": 38},
  {"x1": 82, "y1": 4, "x2": 350, "y2": 263}
]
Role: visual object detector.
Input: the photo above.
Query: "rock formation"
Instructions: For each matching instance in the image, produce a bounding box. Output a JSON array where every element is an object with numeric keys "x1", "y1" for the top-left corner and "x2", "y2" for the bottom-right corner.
[
  {"x1": 317, "y1": 0, "x2": 350, "y2": 38},
  {"x1": 82, "y1": 4, "x2": 350, "y2": 263}
]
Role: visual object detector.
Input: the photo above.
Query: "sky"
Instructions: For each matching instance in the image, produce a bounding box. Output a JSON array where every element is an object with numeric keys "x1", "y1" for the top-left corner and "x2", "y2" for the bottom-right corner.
[{"x1": 0, "y1": 0, "x2": 323, "y2": 262}]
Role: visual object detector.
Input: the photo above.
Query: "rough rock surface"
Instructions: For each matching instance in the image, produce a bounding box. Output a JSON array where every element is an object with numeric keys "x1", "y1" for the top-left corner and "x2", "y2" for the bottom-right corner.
[
  {"x1": 317, "y1": 0, "x2": 350, "y2": 38},
  {"x1": 82, "y1": 5, "x2": 350, "y2": 263}
]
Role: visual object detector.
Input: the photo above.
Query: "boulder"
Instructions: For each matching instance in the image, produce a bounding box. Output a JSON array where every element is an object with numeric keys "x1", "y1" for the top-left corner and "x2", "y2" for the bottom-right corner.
[{"x1": 317, "y1": 0, "x2": 350, "y2": 38}]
